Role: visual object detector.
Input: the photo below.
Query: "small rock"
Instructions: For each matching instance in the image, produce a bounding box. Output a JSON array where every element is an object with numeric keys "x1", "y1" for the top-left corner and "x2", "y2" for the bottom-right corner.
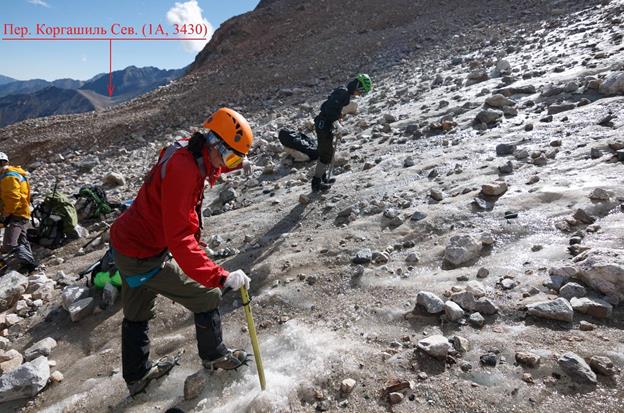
[
  {"x1": 418, "y1": 335, "x2": 452, "y2": 359},
  {"x1": 450, "y1": 335, "x2": 470, "y2": 353},
  {"x1": 352, "y1": 249, "x2": 372, "y2": 264},
  {"x1": 481, "y1": 182, "x2": 508, "y2": 197},
  {"x1": 24, "y1": 338, "x2": 57, "y2": 361},
  {"x1": 340, "y1": 378, "x2": 357, "y2": 395},
  {"x1": 515, "y1": 352, "x2": 541, "y2": 368},
  {"x1": 573, "y1": 209, "x2": 596, "y2": 225},
  {"x1": 559, "y1": 282, "x2": 587, "y2": 300},
  {"x1": 68, "y1": 297, "x2": 95, "y2": 322},
  {"x1": 444, "y1": 235, "x2": 482, "y2": 266},
  {"x1": 588, "y1": 188, "x2": 610, "y2": 201},
  {"x1": 430, "y1": 189, "x2": 444, "y2": 202},
  {"x1": 477, "y1": 268, "x2": 489, "y2": 278},
  {"x1": 184, "y1": 371, "x2": 207, "y2": 400},
  {"x1": 558, "y1": 352, "x2": 597, "y2": 385},
  {"x1": 570, "y1": 297, "x2": 612, "y2": 319},
  {"x1": 50, "y1": 370, "x2": 64, "y2": 383},
  {"x1": 102, "y1": 172, "x2": 125, "y2": 187},
  {"x1": 527, "y1": 298, "x2": 574, "y2": 322},
  {"x1": 0, "y1": 350, "x2": 23, "y2": 374},
  {"x1": 579, "y1": 321, "x2": 595, "y2": 331},
  {"x1": 589, "y1": 356, "x2": 616, "y2": 376},
  {"x1": 388, "y1": 392, "x2": 404, "y2": 405},
  {"x1": 416, "y1": 291, "x2": 445, "y2": 314},
  {"x1": 0, "y1": 356, "x2": 50, "y2": 402},
  {"x1": 469, "y1": 312, "x2": 485, "y2": 328},
  {"x1": 480, "y1": 353, "x2": 498, "y2": 367},
  {"x1": 444, "y1": 301, "x2": 465, "y2": 321}
]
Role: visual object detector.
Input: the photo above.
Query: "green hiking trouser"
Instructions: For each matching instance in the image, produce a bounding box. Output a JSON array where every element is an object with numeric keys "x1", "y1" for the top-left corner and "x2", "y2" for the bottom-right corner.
[{"x1": 113, "y1": 249, "x2": 222, "y2": 322}]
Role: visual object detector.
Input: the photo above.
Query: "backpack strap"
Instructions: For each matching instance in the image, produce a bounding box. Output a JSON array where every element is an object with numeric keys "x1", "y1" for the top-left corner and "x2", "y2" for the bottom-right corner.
[
  {"x1": 159, "y1": 141, "x2": 206, "y2": 180},
  {"x1": 0, "y1": 171, "x2": 27, "y2": 182}
]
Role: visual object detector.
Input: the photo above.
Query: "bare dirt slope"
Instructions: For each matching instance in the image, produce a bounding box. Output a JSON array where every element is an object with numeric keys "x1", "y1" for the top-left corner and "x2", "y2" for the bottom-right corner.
[{"x1": 1, "y1": 1, "x2": 623, "y2": 413}]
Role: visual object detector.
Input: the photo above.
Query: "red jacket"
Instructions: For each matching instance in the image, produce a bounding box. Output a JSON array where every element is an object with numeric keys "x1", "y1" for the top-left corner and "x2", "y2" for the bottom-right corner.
[{"x1": 111, "y1": 146, "x2": 235, "y2": 289}]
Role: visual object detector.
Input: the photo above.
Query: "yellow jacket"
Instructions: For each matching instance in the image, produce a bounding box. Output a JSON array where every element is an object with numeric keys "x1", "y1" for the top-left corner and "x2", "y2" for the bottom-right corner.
[{"x1": 0, "y1": 166, "x2": 31, "y2": 220}]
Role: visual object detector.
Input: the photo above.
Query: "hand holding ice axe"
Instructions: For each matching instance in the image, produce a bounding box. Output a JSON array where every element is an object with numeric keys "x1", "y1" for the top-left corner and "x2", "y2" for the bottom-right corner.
[{"x1": 224, "y1": 270, "x2": 266, "y2": 390}]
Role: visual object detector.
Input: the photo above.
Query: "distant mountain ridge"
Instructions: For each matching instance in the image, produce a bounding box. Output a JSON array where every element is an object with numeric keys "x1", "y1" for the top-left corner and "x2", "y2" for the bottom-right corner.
[
  {"x1": 0, "y1": 66, "x2": 185, "y2": 127},
  {"x1": 0, "y1": 75, "x2": 16, "y2": 86}
]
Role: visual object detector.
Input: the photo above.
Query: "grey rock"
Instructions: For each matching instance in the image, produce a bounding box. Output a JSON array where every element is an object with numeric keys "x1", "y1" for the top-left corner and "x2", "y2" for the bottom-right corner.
[
  {"x1": 405, "y1": 253, "x2": 419, "y2": 264},
  {"x1": 559, "y1": 282, "x2": 586, "y2": 300},
  {"x1": 0, "y1": 356, "x2": 50, "y2": 402},
  {"x1": 418, "y1": 335, "x2": 451, "y2": 360},
  {"x1": 548, "y1": 103, "x2": 576, "y2": 115},
  {"x1": 481, "y1": 182, "x2": 508, "y2": 196},
  {"x1": 515, "y1": 351, "x2": 541, "y2": 368},
  {"x1": 451, "y1": 291, "x2": 476, "y2": 311},
  {"x1": 61, "y1": 285, "x2": 90, "y2": 311},
  {"x1": 589, "y1": 356, "x2": 616, "y2": 376},
  {"x1": 410, "y1": 211, "x2": 427, "y2": 222},
  {"x1": 475, "y1": 298, "x2": 498, "y2": 315},
  {"x1": 469, "y1": 312, "x2": 485, "y2": 327},
  {"x1": 0, "y1": 271, "x2": 29, "y2": 312},
  {"x1": 102, "y1": 283, "x2": 119, "y2": 309},
  {"x1": 573, "y1": 208, "x2": 596, "y2": 225},
  {"x1": 102, "y1": 172, "x2": 126, "y2": 187},
  {"x1": 444, "y1": 235, "x2": 482, "y2": 266},
  {"x1": 570, "y1": 297, "x2": 612, "y2": 319},
  {"x1": 480, "y1": 352, "x2": 498, "y2": 367},
  {"x1": 588, "y1": 188, "x2": 610, "y2": 201},
  {"x1": 184, "y1": 371, "x2": 207, "y2": 400},
  {"x1": 466, "y1": 280, "x2": 486, "y2": 298},
  {"x1": 219, "y1": 187, "x2": 237, "y2": 203},
  {"x1": 450, "y1": 335, "x2": 470, "y2": 353},
  {"x1": 527, "y1": 297, "x2": 574, "y2": 322},
  {"x1": 599, "y1": 72, "x2": 624, "y2": 96},
  {"x1": 444, "y1": 301, "x2": 465, "y2": 321},
  {"x1": 352, "y1": 248, "x2": 372, "y2": 264},
  {"x1": 68, "y1": 297, "x2": 95, "y2": 322},
  {"x1": 403, "y1": 157, "x2": 415, "y2": 168},
  {"x1": 590, "y1": 148, "x2": 602, "y2": 159},
  {"x1": 416, "y1": 291, "x2": 445, "y2": 314},
  {"x1": 24, "y1": 337, "x2": 57, "y2": 361},
  {"x1": 486, "y1": 94, "x2": 515, "y2": 108},
  {"x1": 558, "y1": 352, "x2": 597, "y2": 384},
  {"x1": 575, "y1": 248, "x2": 624, "y2": 300},
  {"x1": 477, "y1": 268, "x2": 489, "y2": 278},
  {"x1": 476, "y1": 109, "x2": 503, "y2": 124},
  {"x1": 496, "y1": 143, "x2": 516, "y2": 156},
  {"x1": 430, "y1": 189, "x2": 444, "y2": 201}
]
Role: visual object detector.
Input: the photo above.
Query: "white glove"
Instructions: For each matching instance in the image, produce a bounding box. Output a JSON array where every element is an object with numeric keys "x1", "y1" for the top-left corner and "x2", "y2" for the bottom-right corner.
[
  {"x1": 224, "y1": 269, "x2": 251, "y2": 291},
  {"x1": 242, "y1": 159, "x2": 254, "y2": 176}
]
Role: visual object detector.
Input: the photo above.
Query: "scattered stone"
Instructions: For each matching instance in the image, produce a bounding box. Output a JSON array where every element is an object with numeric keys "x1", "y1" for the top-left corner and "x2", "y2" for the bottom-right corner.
[
  {"x1": 588, "y1": 188, "x2": 610, "y2": 201},
  {"x1": 481, "y1": 182, "x2": 508, "y2": 197},
  {"x1": 0, "y1": 271, "x2": 29, "y2": 312},
  {"x1": 496, "y1": 143, "x2": 516, "y2": 156},
  {"x1": 450, "y1": 335, "x2": 470, "y2": 353},
  {"x1": 590, "y1": 148, "x2": 602, "y2": 159},
  {"x1": 418, "y1": 335, "x2": 452, "y2": 360},
  {"x1": 558, "y1": 352, "x2": 597, "y2": 385},
  {"x1": 430, "y1": 189, "x2": 444, "y2": 201},
  {"x1": 451, "y1": 291, "x2": 476, "y2": 311},
  {"x1": 548, "y1": 103, "x2": 576, "y2": 115},
  {"x1": 68, "y1": 297, "x2": 95, "y2": 322},
  {"x1": 486, "y1": 94, "x2": 515, "y2": 108},
  {"x1": 559, "y1": 282, "x2": 586, "y2": 300},
  {"x1": 102, "y1": 283, "x2": 119, "y2": 309},
  {"x1": 102, "y1": 172, "x2": 126, "y2": 187},
  {"x1": 480, "y1": 353, "x2": 498, "y2": 367},
  {"x1": 184, "y1": 371, "x2": 207, "y2": 400},
  {"x1": 388, "y1": 392, "x2": 404, "y2": 405},
  {"x1": 444, "y1": 301, "x2": 465, "y2": 321},
  {"x1": 589, "y1": 356, "x2": 616, "y2": 376},
  {"x1": 50, "y1": 370, "x2": 64, "y2": 383},
  {"x1": 219, "y1": 187, "x2": 237, "y2": 203},
  {"x1": 573, "y1": 209, "x2": 596, "y2": 225},
  {"x1": 570, "y1": 297, "x2": 612, "y2": 319},
  {"x1": 403, "y1": 157, "x2": 415, "y2": 168},
  {"x1": 0, "y1": 356, "x2": 50, "y2": 402},
  {"x1": 469, "y1": 312, "x2": 485, "y2": 328},
  {"x1": 466, "y1": 280, "x2": 486, "y2": 298},
  {"x1": 527, "y1": 297, "x2": 574, "y2": 322},
  {"x1": 444, "y1": 235, "x2": 482, "y2": 266},
  {"x1": 61, "y1": 285, "x2": 90, "y2": 311},
  {"x1": 0, "y1": 350, "x2": 23, "y2": 374},
  {"x1": 516, "y1": 352, "x2": 541, "y2": 368},
  {"x1": 340, "y1": 378, "x2": 357, "y2": 395},
  {"x1": 475, "y1": 298, "x2": 498, "y2": 315},
  {"x1": 477, "y1": 268, "x2": 489, "y2": 278},
  {"x1": 24, "y1": 337, "x2": 57, "y2": 361},
  {"x1": 498, "y1": 161, "x2": 513, "y2": 175},
  {"x1": 416, "y1": 291, "x2": 445, "y2": 314},
  {"x1": 405, "y1": 253, "x2": 419, "y2": 264},
  {"x1": 352, "y1": 249, "x2": 372, "y2": 264},
  {"x1": 476, "y1": 109, "x2": 503, "y2": 124},
  {"x1": 410, "y1": 211, "x2": 427, "y2": 222},
  {"x1": 299, "y1": 194, "x2": 311, "y2": 205},
  {"x1": 579, "y1": 321, "x2": 595, "y2": 331},
  {"x1": 599, "y1": 72, "x2": 624, "y2": 96}
]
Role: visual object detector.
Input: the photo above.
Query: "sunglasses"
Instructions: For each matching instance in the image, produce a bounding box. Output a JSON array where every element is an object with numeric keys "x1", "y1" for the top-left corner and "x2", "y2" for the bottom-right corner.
[{"x1": 205, "y1": 131, "x2": 245, "y2": 168}]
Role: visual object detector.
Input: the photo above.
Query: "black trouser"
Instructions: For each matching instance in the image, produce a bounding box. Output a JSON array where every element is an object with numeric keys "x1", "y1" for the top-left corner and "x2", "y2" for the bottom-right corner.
[
  {"x1": 121, "y1": 309, "x2": 227, "y2": 383},
  {"x1": 314, "y1": 116, "x2": 334, "y2": 166},
  {"x1": 1, "y1": 216, "x2": 36, "y2": 271}
]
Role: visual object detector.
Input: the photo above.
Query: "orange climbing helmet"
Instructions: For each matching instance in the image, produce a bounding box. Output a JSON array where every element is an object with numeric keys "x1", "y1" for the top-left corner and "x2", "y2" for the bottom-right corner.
[{"x1": 202, "y1": 108, "x2": 253, "y2": 155}]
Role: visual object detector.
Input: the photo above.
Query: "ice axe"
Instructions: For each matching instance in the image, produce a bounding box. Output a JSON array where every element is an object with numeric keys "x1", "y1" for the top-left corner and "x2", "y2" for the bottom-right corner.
[
  {"x1": 327, "y1": 122, "x2": 344, "y2": 181},
  {"x1": 240, "y1": 286, "x2": 266, "y2": 390}
]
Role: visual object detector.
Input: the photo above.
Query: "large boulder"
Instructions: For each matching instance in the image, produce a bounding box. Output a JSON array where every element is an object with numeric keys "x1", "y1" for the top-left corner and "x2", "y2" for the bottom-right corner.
[
  {"x1": 0, "y1": 356, "x2": 50, "y2": 402},
  {"x1": 574, "y1": 248, "x2": 624, "y2": 301},
  {"x1": 0, "y1": 271, "x2": 29, "y2": 311},
  {"x1": 558, "y1": 352, "x2": 597, "y2": 385},
  {"x1": 444, "y1": 235, "x2": 482, "y2": 267},
  {"x1": 527, "y1": 298, "x2": 574, "y2": 322},
  {"x1": 599, "y1": 72, "x2": 624, "y2": 96},
  {"x1": 570, "y1": 297, "x2": 613, "y2": 319}
]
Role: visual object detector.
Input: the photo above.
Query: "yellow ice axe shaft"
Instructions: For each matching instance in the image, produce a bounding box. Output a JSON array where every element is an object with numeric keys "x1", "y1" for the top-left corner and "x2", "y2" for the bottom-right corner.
[{"x1": 240, "y1": 286, "x2": 266, "y2": 390}]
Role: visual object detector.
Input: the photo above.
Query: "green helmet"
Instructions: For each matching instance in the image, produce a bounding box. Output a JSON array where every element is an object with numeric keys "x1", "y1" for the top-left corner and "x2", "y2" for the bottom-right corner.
[{"x1": 355, "y1": 73, "x2": 372, "y2": 93}]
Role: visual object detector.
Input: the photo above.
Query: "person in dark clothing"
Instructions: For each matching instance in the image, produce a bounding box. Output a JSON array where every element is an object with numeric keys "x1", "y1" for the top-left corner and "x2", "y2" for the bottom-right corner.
[{"x1": 312, "y1": 73, "x2": 372, "y2": 192}]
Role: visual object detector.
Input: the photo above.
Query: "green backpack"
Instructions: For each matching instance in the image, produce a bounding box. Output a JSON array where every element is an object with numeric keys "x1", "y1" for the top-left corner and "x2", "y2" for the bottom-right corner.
[{"x1": 29, "y1": 192, "x2": 79, "y2": 248}]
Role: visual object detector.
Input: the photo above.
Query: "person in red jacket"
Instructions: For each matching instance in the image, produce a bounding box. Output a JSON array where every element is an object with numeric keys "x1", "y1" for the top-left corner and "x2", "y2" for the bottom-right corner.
[{"x1": 110, "y1": 108, "x2": 254, "y2": 396}]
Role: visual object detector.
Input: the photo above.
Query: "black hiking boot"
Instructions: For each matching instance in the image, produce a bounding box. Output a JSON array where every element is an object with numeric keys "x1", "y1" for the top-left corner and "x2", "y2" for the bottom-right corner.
[
  {"x1": 202, "y1": 349, "x2": 249, "y2": 371},
  {"x1": 322, "y1": 173, "x2": 336, "y2": 184},
  {"x1": 311, "y1": 177, "x2": 331, "y2": 192},
  {"x1": 126, "y1": 351, "x2": 182, "y2": 396}
]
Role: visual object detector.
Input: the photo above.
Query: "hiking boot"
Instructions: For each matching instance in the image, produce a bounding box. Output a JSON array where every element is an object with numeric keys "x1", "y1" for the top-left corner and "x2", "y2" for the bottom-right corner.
[
  {"x1": 311, "y1": 177, "x2": 331, "y2": 192},
  {"x1": 127, "y1": 353, "x2": 181, "y2": 396},
  {"x1": 321, "y1": 173, "x2": 336, "y2": 184},
  {"x1": 203, "y1": 349, "x2": 249, "y2": 371}
]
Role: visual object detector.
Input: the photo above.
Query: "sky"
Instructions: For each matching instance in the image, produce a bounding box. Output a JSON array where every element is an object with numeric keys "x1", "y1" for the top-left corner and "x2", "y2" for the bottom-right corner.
[{"x1": 0, "y1": 0, "x2": 259, "y2": 81}]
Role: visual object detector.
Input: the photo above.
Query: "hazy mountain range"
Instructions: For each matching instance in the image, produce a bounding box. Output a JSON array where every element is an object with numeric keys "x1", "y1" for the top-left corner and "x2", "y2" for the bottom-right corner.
[{"x1": 0, "y1": 66, "x2": 184, "y2": 127}]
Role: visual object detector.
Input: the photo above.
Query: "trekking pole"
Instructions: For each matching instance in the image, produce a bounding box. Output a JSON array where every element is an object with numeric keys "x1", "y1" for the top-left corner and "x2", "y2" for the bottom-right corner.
[
  {"x1": 327, "y1": 123, "x2": 343, "y2": 181},
  {"x1": 240, "y1": 286, "x2": 266, "y2": 390}
]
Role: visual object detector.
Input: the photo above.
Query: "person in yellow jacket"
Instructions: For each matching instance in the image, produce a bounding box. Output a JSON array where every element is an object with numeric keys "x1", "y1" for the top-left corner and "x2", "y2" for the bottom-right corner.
[{"x1": 0, "y1": 152, "x2": 36, "y2": 272}]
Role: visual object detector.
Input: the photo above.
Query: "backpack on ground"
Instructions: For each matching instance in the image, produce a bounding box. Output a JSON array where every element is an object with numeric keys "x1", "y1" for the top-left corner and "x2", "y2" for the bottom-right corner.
[
  {"x1": 278, "y1": 129, "x2": 319, "y2": 162},
  {"x1": 79, "y1": 248, "x2": 121, "y2": 289},
  {"x1": 28, "y1": 192, "x2": 79, "y2": 249},
  {"x1": 74, "y1": 185, "x2": 121, "y2": 221}
]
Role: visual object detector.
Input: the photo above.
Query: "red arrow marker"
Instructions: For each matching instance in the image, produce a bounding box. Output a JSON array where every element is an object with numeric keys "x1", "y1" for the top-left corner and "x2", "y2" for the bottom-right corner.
[{"x1": 107, "y1": 39, "x2": 115, "y2": 97}]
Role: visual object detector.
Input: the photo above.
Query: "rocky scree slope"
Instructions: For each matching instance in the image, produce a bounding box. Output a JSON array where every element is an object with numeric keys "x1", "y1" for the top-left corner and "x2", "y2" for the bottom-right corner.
[
  {"x1": 1, "y1": 1, "x2": 624, "y2": 413},
  {"x1": 0, "y1": 0, "x2": 600, "y2": 166}
]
